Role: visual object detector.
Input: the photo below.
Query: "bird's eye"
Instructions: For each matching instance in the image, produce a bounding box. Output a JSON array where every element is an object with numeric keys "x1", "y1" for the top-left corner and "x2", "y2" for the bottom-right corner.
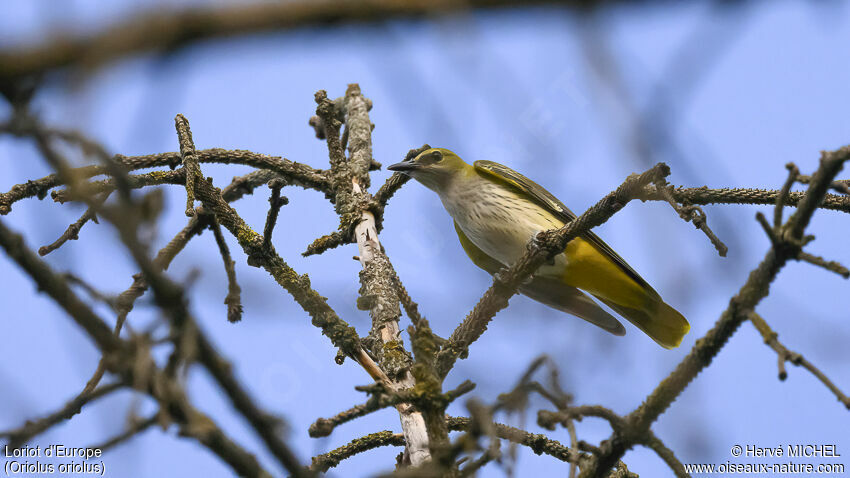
[{"x1": 430, "y1": 151, "x2": 443, "y2": 162}]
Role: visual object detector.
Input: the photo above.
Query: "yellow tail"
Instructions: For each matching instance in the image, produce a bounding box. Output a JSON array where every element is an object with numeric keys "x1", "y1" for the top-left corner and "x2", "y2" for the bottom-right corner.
[
  {"x1": 561, "y1": 237, "x2": 690, "y2": 348},
  {"x1": 593, "y1": 296, "x2": 690, "y2": 349}
]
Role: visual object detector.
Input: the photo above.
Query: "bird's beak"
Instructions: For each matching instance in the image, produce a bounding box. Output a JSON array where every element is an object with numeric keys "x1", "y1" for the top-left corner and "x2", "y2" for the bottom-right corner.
[{"x1": 387, "y1": 161, "x2": 421, "y2": 173}]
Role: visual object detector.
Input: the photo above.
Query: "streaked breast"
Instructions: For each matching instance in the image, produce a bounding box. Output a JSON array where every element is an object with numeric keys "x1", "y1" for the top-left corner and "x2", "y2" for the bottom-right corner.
[{"x1": 442, "y1": 178, "x2": 565, "y2": 267}]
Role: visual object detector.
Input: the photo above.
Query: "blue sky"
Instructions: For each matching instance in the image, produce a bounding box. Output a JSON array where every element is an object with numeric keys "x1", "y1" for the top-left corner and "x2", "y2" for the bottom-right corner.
[{"x1": 1, "y1": 1, "x2": 849, "y2": 476}]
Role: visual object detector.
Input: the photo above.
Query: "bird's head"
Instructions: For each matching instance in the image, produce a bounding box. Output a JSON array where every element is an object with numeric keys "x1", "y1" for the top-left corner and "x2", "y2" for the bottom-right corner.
[{"x1": 387, "y1": 148, "x2": 471, "y2": 193}]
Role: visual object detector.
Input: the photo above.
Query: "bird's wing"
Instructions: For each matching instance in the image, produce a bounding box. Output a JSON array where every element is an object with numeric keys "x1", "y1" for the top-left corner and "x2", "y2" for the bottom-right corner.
[
  {"x1": 454, "y1": 222, "x2": 626, "y2": 336},
  {"x1": 473, "y1": 160, "x2": 659, "y2": 299}
]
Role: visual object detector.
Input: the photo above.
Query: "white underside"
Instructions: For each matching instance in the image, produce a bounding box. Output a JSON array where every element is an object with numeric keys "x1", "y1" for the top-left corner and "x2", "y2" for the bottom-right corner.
[{"x1": 441, "y1": 177, "x2": 568, "y2": 275}]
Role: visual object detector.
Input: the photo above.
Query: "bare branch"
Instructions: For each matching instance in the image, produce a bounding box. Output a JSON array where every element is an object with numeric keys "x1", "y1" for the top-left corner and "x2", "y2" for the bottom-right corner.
[
  {"x1": 310, "y1": 431, "x2": 405, "y2": 473},
  {"x1": 39, "y1": 191, "x2": 111, "y2": 255},
  {"x1": 262, "y1": 179, "x2": 288, "y2": 253},
  {"x1": 652, "y1": 177, "x2": 728, "y2": 256},
  {"x1": 210, "y1": 217, "x2": 243, "y2": 322},
  {"x1": 89, "y1": 415, "x2": 159, "y2": 452},
  {"x1": 446, "y1": 416, "x2": 585, "y2": 465},
  {"x1": 374, "y1": 172, "x2": 412, "y2": 209},
  {"x1": 797, "y1": 251, "x2": 849, "y2": 278},
  {"x1": 0, "y1": 220, "x2": 119, "y2": 351},
  {"x1": 302, "y1": 230, "x2": 348, "y2": 257},
  {"x1": 3, "y1": 70, "x2": 847, "y2": 477},
  {"x1": 774, "y1": 163, "x2": 799, "y2": 228},
  {"x1": 175, "y1": 114, "x2": 202, "y2": 216},
  {"x1": 797, "y1": 174, "x2": 850, "y2": 195},
  {"x1": 1, "y1": 148, "x2": 328, "y2": 214},
  {"x1": 50, "y1": 170, "x2": 184, "y2": 204},
  {"x1": 643, "y1": 432, "x2": 688, "y2": 478},
  {"x1": 0, "y1": 1, "x2": 676, "y2": 83},
  {"x1": 580, "y1": 145, "x2": 850, "y2": 478},
  {"x1": 315, "y1": 85, "x2": 431, "y2": 465},
  {"x1": 0, "y1": 219, "x2": 276, "y2": 477},
  {"x1": 309, "y1": 384, "x2": 405, "y2": 438},
  {"x1": 1, "y1": 382, "x2": 122, "y2": 448},
  {"x1": 301, "y1": 144, "x2": 432, "y2": 257},
  {"x1": 636, "y1": 185, "x2": 850, "y2": 214},
  {"x1": 749, "y1": 312, "x2": 850, "y2": 409},
  {"x1": 109, "y1": 167, "x2": 311, "y2": 475}
]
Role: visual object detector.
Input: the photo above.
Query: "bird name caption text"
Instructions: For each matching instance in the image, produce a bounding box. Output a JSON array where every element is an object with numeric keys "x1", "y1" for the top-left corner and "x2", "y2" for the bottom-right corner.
[{"x1": 3, "y1": 445, "x2": 104, "y2": 476}]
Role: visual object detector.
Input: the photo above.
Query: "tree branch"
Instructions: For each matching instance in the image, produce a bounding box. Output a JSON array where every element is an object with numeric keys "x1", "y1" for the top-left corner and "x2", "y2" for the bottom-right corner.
[
  {"x1": 1, "y1": 148, "x2": 328, "y2": 214},
  {"x1": 314, "y1": 85, "x2": 431, "y2": 465},
  {"x1": 637, "y1": 185, "x2": 850, "y2": 214},
  {"x1": 1, "y1": 382, "x2": 123, "y2": 449},
  {"x1": 309, "y1": 430, "x2": 405, "y2": 473},
  {"x1": 446, "y1": 416, "x2": 585, "y2": 465},
  {"x1": 580, "y1": 145, "x2": 850, "y2": 478},
  {"x1": 749, "y1": 312, "x2": 850, "y2": 409},
  {"x1": 0, "y1": 219, "x2": 276, "y2": 477},
  {"x1": 210, "y1": 217, "x2": 243, "y2": 322},
  {"x1": 0, "y1": 1, "x2": 697, "y2": 83}
]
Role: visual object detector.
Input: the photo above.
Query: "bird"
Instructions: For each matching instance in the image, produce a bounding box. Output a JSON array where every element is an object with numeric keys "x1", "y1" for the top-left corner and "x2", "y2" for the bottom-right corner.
[{"x1": 387, "y1": 147, "x2": 689, "y2": 348}]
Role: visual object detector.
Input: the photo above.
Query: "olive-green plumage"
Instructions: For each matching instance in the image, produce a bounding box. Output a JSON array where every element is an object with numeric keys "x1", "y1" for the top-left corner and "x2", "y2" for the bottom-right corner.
[{"x1": 388, "y1": 148, "x2": 689, "y2": 348}]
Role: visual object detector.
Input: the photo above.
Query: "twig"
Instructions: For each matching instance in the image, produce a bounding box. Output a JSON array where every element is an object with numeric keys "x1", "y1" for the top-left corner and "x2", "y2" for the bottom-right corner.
[
  {"x1": 309, "y1": 431, "x2": 405, "y2": 473},
  {"x1": 48, "y1": 122, "x2": 294, "y2": 477},
  {"x1": 175, "y1": 114, "x2": 201, "y2": 216},
  {"x1": 0, "y1": 219, "x2": 276, "y2": 478},
  {"x1": 446, "y1": 416, "x2": 585, "y2": 465},
  {"x1": 774, "y1": 163, "x2": 799, "y2": 228},
  {"x1": 653, "y1": 177, "x2": 728, "y2": 256},
  {"x1": 262, "y1": 179, "x2": 288, "y2": 253},
  {"x1": 0, "y1": 220, "x2": 119, "y2": 351},
  {"x1": 749, "y1": 312, "x2": 850, "y2": 409},
  {"x1": 538, "y1": 406, "x2": 625, "y2": 432},
  {"x1": 210, "y1": 217, "x2": 243, "y2": 322},
  {"x1": 115, "y1": 200, "x2": 308, "y2": 477},
  {"x1": 0, "y1": 1, "x2": 653, "y2": 83},
  {"x1": 756, "y1": 210, "x2": 848, "y2": 279},
  {"x1": 1, "y1": 382, "x2": 122, "y2": 448},
  {"x1": 637, "y1": 185, "x2": 850, "y2": 214},
  {"x1": 44, "y1": 117, "x2": 301, "y2": 476},
  {"x1": 302, "y1": 144, "x2": 433, "y2": 257},
  {"x1": 580, "y1": 145, "x2": 850, "y2": 478},
  {"x1": 50, "y1": 170, "x2": 184, "y2": 204},
  {"x1": 566, "y1": 419, "x2": 579, "y2": 478},
  {"x1": 89, "y1": 415, "x2": 158, "y2": 452},
  {"x1": 302, "y1": 230, "x2": 347, "y2": 256},
  {"x1": 78, "y1": 117, "x2": 307, "y2": 477},
  {"x1": 62, "y1": 272, "x2": 117, "y2": 309},
  {"x1": 39, "y1": 191, "x2": 111, "y2": 255},
  {"x1": 797, "y1": 251, "x2": 850, "y2": 279},
  {"x1": 797, "y1": 174, "x2": 850, "y2": 195},
  {"x1": 1, "y1": 148, "x2": 329, "y2": 214},
  {"x1": 309, "y1": 384, "x2": 407, "y2": 438},
  {"x1": 164, "y1": 117, "x2": 387, "y2": 396},
  {"x1": 112, "y1": 170, "x2": 280, "y2": 335},
  {"x1": 392, "y1": 270, "x2": 427, "y2": 330},
  {"x1": 374, "y1": 172, "x2": 412, "y2": 208},
  {"x1": 643, "y1": 432, "x2": 688, "y2": 478}
]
